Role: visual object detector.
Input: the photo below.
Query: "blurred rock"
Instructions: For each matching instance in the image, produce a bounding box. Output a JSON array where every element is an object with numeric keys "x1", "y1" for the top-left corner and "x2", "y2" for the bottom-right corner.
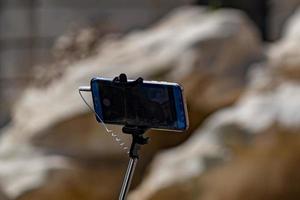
[
  {"x1": 0, "y1": 6, "x2": 262, "y2": 200},
  {"x1": 200, "y1": 130, "x2": 300, "y2": 200},
  {"x1": 0, "y1": 141, "x2": 67, "y2": 199},
  {"x1": 269, "y1": 0, "x2": 300, "y2": 40},
  {"x1": 33, "y1": 26, "x2": 103, "y2": 88},
  {"x1": 52, "y1": 27, "x2": 99, "y2": 60},
  {"x1": 142, "y1": 129, "x2": 300, "y2": 200},
  {"x1": 268, "y1": 7, "x2": 300, "y2": 81},
  {"x1": 129, "y1": 8, "x2": 300, "y2": 200}
]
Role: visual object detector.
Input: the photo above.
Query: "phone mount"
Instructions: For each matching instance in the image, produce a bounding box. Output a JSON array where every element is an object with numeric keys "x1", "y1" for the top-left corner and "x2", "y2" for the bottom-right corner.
[{"x1": 113, "y1": 74, "x2": 150, "y2": 200}]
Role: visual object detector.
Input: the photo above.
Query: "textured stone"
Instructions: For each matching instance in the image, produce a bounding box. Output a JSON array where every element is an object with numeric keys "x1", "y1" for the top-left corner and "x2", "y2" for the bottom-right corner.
[
  {"x1": 0, "y1": 6, "x2": 262, "y2": 199},
  {"x1": 199, "y1": 130, "x2": 300, "y2": 200},
  {"x1": 129, "y1": 8, "x2": 300, "y2": 200},
  {"x1": 268, "y1": 7, "x2": 300, "y2": 80}
]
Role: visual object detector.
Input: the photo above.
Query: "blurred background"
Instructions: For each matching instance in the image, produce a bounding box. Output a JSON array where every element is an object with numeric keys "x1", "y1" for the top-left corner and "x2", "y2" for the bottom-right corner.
[{"x1": 0, "y1": 0, "x2": 300, "y2": 200}]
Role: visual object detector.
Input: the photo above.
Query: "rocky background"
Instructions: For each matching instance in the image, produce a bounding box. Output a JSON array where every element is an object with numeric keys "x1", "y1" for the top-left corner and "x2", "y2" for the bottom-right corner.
[{"x1": 0, "y1": 1, "x2": 300, "y2": 200}]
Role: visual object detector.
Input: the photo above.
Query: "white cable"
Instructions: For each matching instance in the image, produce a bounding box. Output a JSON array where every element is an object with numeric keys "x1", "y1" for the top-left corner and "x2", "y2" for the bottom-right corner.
[{"x1": 78, "y1": 90, "x2": 130, "y2": 154}]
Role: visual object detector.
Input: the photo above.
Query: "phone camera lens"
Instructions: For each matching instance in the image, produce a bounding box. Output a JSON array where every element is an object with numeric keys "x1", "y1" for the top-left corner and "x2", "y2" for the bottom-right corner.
[{"x1": 103, "y1": 98, "x2": 111, "y2": 107}]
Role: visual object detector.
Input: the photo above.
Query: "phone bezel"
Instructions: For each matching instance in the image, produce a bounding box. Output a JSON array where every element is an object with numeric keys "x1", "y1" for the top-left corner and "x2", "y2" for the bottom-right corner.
[{"x1": 90, "y1": 77, "x2": 189, "y2": 131}]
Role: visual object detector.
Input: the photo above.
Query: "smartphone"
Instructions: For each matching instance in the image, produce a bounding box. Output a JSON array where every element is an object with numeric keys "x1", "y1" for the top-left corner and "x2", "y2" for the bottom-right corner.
[{"x1": 90, "y1": 77, "x2": 189, "y2": 131}]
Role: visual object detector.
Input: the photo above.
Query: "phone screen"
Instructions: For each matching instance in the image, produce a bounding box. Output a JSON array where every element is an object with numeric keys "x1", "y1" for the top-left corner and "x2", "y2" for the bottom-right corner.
[{"x1": 91, "y1": 79, "x2": 188, "y2": 131}]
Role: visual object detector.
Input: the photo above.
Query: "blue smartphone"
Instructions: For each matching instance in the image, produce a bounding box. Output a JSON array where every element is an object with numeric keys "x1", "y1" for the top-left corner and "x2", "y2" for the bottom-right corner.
[{"x1": 90, "y1": 77, "x2": 189, "y2": 131}]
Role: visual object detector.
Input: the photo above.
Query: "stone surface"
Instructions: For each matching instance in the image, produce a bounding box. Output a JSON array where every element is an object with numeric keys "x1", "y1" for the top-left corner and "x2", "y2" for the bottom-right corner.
[
  {"x1": 269, "y1": 0, "x2": 300, "y2": 40},
  {"x1": 0, "y1": 6, "x2": 262, "y2": 199},
  {"x1": 267, "y1": 7, "x2": 300, "y2": 81},
  {"x1": 199, "y1": 130, "x2": 300, "y2": 200},
  {"x1": 128, "y1": 8, "x2": 300, "y2": 200},
  {"x1": 143, "y1": 130, "x2": 300, "y2": 200}
]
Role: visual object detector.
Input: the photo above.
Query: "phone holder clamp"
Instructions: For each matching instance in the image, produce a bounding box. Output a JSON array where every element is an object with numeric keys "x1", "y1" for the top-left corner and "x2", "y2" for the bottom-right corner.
[
  {"x1": 122, "y1": 126, "x2": 149, "y2": 158},
  {"x1": 114, "y1": 74, "x2": 150, "y2": 200}
]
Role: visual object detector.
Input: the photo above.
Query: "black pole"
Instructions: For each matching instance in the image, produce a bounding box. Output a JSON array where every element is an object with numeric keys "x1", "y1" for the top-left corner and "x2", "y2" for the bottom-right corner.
[{"x1": 118, "y1": 126, "x2": 149, "y2": 200}]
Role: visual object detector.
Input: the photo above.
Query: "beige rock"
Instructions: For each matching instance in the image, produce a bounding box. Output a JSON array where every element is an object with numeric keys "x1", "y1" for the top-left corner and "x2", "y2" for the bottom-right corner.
[
  {"x1": 129, "y1": 68, "x2": 300, "y2": 200},
  {"x1": 268, "y1": 7, "x2": 300, "y2": 80},
  {"x1": 0, "y1": 6, "x2": 262, "y2": 199},
  {"x1": 199, "y1": 129, "x2": 300, "y2": 200},
  {"x1": 129, "y1": 8, "x2": 300, "y2": 200}
]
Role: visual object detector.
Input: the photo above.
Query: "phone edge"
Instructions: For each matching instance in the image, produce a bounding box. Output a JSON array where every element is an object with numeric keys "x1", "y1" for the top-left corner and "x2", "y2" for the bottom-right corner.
[{"x1": 90, "y1": 78, "x2": 103, "y2": 122}]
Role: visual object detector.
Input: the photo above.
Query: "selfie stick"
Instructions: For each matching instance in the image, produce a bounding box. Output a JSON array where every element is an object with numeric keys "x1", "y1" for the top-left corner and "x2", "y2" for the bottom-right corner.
[
  {"x1": 79, "y1": 74, "x2": 149, "y2": 200},
  {"x1": 112, "y1": 74, "x2": 150, "y2": 200}
]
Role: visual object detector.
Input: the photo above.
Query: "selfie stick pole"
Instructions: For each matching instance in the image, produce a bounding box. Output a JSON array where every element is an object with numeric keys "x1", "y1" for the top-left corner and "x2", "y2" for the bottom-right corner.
[
  {"x1": 118, "y1": 126, "x2": 149, "y2": 200},
  {"x1": 119, "y1": 157, "x2": 138, "y2": 199}
]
